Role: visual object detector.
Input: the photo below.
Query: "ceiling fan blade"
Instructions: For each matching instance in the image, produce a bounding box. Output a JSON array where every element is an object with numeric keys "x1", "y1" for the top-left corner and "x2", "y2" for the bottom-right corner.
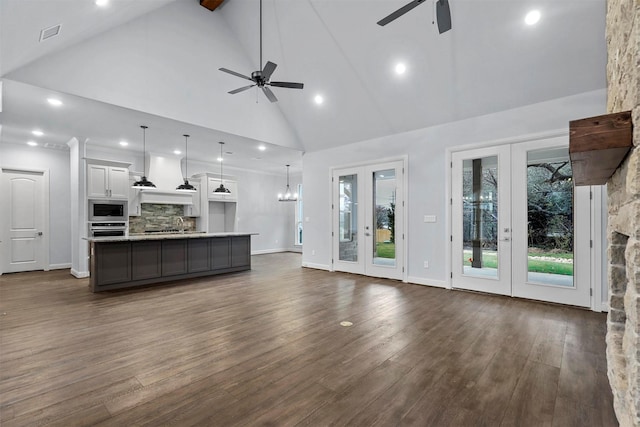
[
  {"x1": 262, "y1": 61, "x2": 277, "y2": 80},
  {"x1": 269, "y1": 81, "x2": 304, "y2": 89},
  {"x1": 377, "y1": 0, "x2": 425, "y2": 26},
  {"x1": 219, "y1": 67, "x2": 253, "y2": 81},
  {"x1": 228, "y1": 84, "x2": 255, "y2": 94},
  {"x1": 436, "y1": 0, "x2": 452, "y2": 33},
  {"x1": 262, "y1": 86, "x2": 278, "y2": 103}
]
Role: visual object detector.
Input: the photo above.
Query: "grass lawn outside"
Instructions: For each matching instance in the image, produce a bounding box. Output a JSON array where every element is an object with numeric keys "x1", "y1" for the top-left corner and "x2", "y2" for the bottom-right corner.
[
  {"x1": 376, "y1": 242, "x2": 395, "y2": 258},
  {"x1": 462, "y1": 249, "x2": 574, "y2": 276},
  {"x1": 375, "y1": 244, "x2": 573, "y2": 275}
]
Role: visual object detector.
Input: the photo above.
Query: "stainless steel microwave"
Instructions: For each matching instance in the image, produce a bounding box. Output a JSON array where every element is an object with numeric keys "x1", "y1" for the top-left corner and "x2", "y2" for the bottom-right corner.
[{"x1": 89, "y1": 200, "x2": 127, "y2": 222}]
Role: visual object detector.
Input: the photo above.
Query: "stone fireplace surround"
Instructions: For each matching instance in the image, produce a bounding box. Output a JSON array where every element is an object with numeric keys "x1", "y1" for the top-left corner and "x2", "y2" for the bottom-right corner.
[{"x1": 605, "y1": 0, "x2": 639, "y2": 425}]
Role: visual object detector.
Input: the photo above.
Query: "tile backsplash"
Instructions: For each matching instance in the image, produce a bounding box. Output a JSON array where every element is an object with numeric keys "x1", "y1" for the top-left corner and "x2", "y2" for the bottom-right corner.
[{"x1": 129, "y1": 204, "x2": 196, "y2": 233}]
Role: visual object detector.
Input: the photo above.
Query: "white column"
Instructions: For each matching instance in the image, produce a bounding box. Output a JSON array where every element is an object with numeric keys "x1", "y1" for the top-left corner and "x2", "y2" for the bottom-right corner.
[{"x1": 67, "y1": 137, "x2": 90, "y2": 277}]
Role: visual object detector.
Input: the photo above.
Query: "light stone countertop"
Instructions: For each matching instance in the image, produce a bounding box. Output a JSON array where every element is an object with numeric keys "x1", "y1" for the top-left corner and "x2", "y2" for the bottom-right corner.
[{"x1": 84, "y1": 232, "x2": 258, "y2": 243}]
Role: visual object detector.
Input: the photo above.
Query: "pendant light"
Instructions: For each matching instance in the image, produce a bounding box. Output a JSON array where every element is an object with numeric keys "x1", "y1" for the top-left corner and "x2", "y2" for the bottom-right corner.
[
  {"x1": 278, "y1": 164, "x2": 298, "y2": 201},
  {"x1": 214, "y1": 141, "x2": 231, "y2": 193},
  {"x1": 132, "y1": 125, "x2": 156, "y2": 189},
  {"x1": 176, "y1": 134, "x2": 197, "y2": 192}
]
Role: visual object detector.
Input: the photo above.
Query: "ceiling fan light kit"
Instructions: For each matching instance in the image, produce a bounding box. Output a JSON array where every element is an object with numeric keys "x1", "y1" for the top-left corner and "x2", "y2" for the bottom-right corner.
[
  {"x1": 377, "y1": 0, "x2": 452, "y2": 34},
  {"x1": 218, "y1": 0, "x2": 304, "y2": 103}
]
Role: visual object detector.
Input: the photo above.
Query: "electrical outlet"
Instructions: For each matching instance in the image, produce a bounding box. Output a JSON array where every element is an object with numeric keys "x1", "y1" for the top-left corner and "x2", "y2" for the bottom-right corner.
[{"x1": 424, "y1": 261, "x2": 429, "y2": 268}]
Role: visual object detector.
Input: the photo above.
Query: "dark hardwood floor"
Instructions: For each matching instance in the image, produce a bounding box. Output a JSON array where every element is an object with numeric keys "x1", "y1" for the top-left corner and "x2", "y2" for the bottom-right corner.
[{"x1": 0, "y1": 253, "x2": 617, "y2": 426}]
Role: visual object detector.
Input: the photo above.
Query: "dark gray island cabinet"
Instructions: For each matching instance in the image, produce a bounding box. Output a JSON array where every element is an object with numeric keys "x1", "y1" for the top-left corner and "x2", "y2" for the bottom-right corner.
[{"x1": 88, "y1": 233, "x2": 254, "y2": 292}]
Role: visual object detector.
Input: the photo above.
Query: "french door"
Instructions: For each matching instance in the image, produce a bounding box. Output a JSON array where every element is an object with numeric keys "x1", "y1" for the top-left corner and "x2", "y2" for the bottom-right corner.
[
  {"x1": 451, "y1": 146, "x2": 512, "y2": 295},
  {"x1": 451, "y1": 138, "x2": 591, "y2": 307},
  {"x1": 332, "y1": 161, "x2": 405, "y2": 280}
]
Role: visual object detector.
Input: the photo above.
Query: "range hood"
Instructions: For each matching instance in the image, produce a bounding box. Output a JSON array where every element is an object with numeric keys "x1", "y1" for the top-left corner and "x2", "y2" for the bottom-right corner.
[{"x1": 134, "y1": 153, "x2": 193, "y2": 205}]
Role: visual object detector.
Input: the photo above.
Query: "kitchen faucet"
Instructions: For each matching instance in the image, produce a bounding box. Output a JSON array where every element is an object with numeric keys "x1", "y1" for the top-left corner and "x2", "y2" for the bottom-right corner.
[{"x1": 176, "y1": 216, "x2": 185, "y2": 233}]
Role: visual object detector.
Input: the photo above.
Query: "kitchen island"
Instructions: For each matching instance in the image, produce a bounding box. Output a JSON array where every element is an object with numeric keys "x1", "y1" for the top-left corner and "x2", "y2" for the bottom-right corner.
[{"x1": 87, "y1": 232, "x2": 256, "y2": 292}]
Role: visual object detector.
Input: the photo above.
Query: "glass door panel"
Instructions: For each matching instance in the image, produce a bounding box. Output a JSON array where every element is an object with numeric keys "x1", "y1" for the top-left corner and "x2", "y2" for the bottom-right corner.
[
  {"x1": 462, "y1": 156, "x2": 498, "y2": 279},
  {"x1": 372, "y1": 169, "x2": 396, "y2": 267},
  {"x1": 526, "y1": 148, "x2": 574, "y2": 287},
  {"x1": 338, "y1": 174, "x2": 358, "y2": 263}
]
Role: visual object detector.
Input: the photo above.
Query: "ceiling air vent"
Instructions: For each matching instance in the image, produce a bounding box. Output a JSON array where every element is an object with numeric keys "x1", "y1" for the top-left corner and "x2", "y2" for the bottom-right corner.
[
  {"x1": 44, "y1": 142, "x2": 69, "y2": 151},
  {"x1": 39, "y1": 24, "x2": 61, "y2": 42}
]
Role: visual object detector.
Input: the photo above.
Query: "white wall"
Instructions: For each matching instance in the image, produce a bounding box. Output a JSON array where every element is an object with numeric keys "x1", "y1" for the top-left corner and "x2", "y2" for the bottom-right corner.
[
  {"x1": 0, "y1": 142, "x2": 71, "y2": 267},
  {"x1": 302, "y1": 90, "x2": 608, "y2": 295}
]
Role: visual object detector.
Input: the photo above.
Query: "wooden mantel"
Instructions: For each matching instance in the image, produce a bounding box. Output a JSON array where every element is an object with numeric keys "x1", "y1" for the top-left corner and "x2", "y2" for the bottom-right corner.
[{"x1": 569, "y1": 111, "x2": 633, "y2": 186}]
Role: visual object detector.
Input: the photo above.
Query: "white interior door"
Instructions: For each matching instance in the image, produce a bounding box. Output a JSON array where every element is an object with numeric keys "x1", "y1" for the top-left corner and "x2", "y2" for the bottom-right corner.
[
  {"x1": 333, "y1": 161, "x2": 405, "y2": 280},
  {"x1": 451, "y1": 140, "x2": 591, "y2": 307},
  {"x1": 451, "y1": 146, "x2": 512, "y2": 295},
  {"x1": 1, "y1": 169, "x2": 47, "y2": 273}
]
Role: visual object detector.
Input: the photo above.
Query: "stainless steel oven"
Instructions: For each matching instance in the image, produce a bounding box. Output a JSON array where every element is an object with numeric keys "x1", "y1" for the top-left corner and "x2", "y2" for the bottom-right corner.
[
  {"x1": 89, "y1": 200, "x2": 127, "y2": 222},
  {"x1": 89, "y1": 222, "x2": 127, "y2": 237}
]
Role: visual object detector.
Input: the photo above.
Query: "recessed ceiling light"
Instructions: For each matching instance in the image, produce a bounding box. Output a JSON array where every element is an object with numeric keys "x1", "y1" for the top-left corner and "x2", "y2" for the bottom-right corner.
[
  {"x1": 95, "y1": 0, "x2": 109, "y2": 6},
  {"x1": 314, "y1": 94, "x2": 324, "y2": 105},
  {"x1": 173, "y1": 150, "x2": 182, "y2": 155},
  {"x1": 217, "y1": 157, "x2": 223, "y2": 162},
  {"x1": 395, "y1": 63, "x2": 407, "y2": 75},
  {"x1": 32, "y1": 130, "x2": 44, "y2": 137},
  {"x1": 119, "y1": 141, "x2": 128, "y2": 146},
  {"x1": 27, "y1": 141, "x2": 38, "y2": 147},
  {"x1": 525, "y1": 10, "x2": 541, "y2": 25},
  {"x1": 47, "y1": 98, "x2": 63, "y2": 107},
  {"x1": 258, "y1": 145, "x2": 266, "y2": 151}
]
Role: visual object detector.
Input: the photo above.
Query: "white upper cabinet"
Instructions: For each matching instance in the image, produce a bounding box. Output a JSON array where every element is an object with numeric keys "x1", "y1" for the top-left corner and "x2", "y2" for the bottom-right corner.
[
  {"x1": 107, "y1": 167, "x2": 129, "y2": 199},
  {"x1": 86, "y1": 160, "x2": 130, "y2": 200}
]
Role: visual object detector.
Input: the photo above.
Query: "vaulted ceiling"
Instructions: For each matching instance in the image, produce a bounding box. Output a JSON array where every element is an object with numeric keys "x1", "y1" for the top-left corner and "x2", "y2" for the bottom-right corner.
[{"x1": 0, "y1": 0, "x2": 606, "y2": 171}]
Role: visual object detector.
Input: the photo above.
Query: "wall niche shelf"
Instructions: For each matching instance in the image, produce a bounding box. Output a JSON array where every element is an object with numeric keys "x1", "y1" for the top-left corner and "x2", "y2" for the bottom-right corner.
[{"x1": 569, "y1": 111, "x2": 633, "y2": 186}]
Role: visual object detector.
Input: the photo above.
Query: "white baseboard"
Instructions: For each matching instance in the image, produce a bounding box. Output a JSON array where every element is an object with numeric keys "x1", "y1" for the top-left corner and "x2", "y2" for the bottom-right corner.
[
  {"x1": 252, "y1": 248, "x2": 288, "y2": 255},
  {"x1": 252, "y1": 248, "x2": 303, "y2": 255},
  {"x1": 49, "y1": 263, "x2": 71, "y2": 270},
  {"x1": 301, "y1": 262, "x2": 331, "y2": 271},
  {"x1": 71, "y1": 269, "x2": 90, "y2": 278},
  {"x1": 407, "y1": 276, "x2": 449, "y2": 289}
]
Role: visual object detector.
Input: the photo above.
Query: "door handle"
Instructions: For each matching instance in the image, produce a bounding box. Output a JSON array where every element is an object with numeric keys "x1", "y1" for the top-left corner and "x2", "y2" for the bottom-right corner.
[
  {"x1": 365, "y1": 232, "x2": 371, "y2": 236},
  {"x1": 37, "y1": 232, "x2": 43, "y2": 236},
  {"x1": 500, "y1": 237, "x2": 510, "y2": 242}
]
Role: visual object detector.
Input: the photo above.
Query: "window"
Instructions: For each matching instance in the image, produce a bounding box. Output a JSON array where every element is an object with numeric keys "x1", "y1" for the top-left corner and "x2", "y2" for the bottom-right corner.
[{"x1": 295, "y1": 184, "x2": 303, "y2": 245}]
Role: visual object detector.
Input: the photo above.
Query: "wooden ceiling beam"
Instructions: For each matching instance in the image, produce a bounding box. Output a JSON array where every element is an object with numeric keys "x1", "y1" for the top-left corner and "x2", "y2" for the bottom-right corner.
[{"x1": 200, "y1": 0, "x2": 225, "y2": 12}]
